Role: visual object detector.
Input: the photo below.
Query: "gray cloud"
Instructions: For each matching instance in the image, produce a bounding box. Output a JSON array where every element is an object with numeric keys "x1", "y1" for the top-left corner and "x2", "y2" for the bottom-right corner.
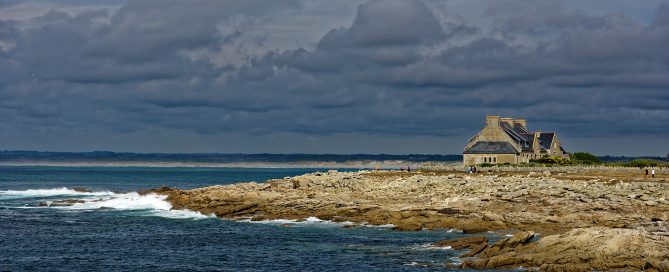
[{"x1": 0, "y1": 0, "x2": 668, "y2": 155}]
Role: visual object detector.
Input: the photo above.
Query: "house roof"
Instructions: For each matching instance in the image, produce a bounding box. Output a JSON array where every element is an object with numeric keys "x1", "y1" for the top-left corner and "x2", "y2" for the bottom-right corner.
[
  {"x1": 464, "y1": 117, "x2": 566, "y2": 155},
  {"x1": 500, "y1": 122, "x2": 528, "y2": 142},
  {"x1": 464, "y1": 141, "x2": 519, "y2": 154},
  {"x1": 539, "y1": 132, "x2": 555, "y2": 150}
]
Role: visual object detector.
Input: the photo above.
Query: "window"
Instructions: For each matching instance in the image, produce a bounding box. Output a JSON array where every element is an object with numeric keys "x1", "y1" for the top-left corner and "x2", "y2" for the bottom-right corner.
[
  {"x1": 484, "y1": 157, "x2": 487, "y2": 163},
  {"x1": 493, "y1": 157, "x2": 497, "y2": 163}
]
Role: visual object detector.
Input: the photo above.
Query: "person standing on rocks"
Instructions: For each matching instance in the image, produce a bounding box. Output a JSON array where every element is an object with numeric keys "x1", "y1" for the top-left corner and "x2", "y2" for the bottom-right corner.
[
  {"x1": 651, "y1": 169, "x2": 655, "y2": 178},
  {"x1": 645, "y1": 169, "x2": 649, "y2": 178}
]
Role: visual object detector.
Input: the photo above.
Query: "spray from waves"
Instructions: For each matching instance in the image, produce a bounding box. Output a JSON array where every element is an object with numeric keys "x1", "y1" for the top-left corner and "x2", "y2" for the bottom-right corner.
[
  {"x1": 0, "y1": 188, "x2": 113, "y2": 200},
  {"x1": 1, "y1": 188, "x2": 213, "y2": 219},
  {"x1": 238, "y1": 216, "x2": 395, "y2": 228},
  {"x1": 61, "y1": 192, "x2": 214, "y2": 219}
]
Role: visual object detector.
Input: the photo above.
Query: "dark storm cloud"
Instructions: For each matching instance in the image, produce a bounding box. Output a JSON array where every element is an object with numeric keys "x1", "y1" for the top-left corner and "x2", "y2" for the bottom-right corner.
[{"x1": 0, "y1": 0, "x2": 668, "y2": 154}]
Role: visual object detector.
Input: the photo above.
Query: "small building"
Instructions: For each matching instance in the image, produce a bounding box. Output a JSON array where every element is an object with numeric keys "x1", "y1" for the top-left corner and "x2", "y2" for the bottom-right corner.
[{"x1": 463, "y1": 116, "x2": 568, "y2": 166}]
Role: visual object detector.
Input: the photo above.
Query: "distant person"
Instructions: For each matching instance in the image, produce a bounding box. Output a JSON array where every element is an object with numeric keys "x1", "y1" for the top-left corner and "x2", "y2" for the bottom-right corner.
[
  {"x1": 645, "y1": 169, "x2": 649, "y2": 178},
  {"x1": 652, "y1": 169, "x2": 655, "y2": 178},
  {"x1": 473, "y1": 166, "x2": 477, "y2": 174},
  {"x1": 407, "y1": 166, "x2": 411, "y2": 172}
]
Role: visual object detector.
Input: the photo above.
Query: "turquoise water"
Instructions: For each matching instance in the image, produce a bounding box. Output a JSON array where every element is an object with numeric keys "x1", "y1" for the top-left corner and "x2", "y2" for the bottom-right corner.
[{"x1": 0, "y1": 166, "x2": 497, "y2": 271}]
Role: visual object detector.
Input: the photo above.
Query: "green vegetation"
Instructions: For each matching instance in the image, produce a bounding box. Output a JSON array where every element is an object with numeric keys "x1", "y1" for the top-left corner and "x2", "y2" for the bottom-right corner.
[
  {"x1": 606, "y1": 159, "x2": 666, "y2": 168},
  {"x1": 531, "y1": 156, "x2": 574, "y2": 166},
  {"x1": 518, "y1": 161, "x2": 544, "y2": 167},
  {"x1": 570, "y1": 152, "x2": 601, "y2": 165},
  {"x1": 475, "y1": 152, "x2": 668, "y2": 168}
]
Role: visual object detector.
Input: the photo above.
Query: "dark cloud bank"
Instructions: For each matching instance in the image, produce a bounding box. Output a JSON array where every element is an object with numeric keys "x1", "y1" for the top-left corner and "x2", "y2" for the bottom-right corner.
[{"x1": 0, "y1": 0, "x2": 668, "y2": 155}]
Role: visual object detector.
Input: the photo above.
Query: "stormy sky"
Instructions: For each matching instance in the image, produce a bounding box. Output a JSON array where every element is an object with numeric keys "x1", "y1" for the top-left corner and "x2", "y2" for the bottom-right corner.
[{"x1": 1, "y1": 0, "x2": 668, "y2": 156}]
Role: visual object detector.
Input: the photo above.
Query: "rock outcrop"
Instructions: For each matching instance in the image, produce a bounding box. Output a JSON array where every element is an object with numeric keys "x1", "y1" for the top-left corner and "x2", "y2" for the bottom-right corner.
[
  {"x1": 435, "y1": 236, "x2": 488, "y2": 250},
  {"x1": 156, "y1": 170, "x2": 669, "y2": 235},
  {"x1": 462, "y1": 228, "x2": 669, "y2": 272},
  {"x1": 150, "y1": 169, "x2": 669, "y2": 271}
]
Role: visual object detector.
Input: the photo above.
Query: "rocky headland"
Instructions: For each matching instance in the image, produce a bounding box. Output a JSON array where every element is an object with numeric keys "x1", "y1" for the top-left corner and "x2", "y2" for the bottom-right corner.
[{"x1": 153, "y1": 168, "x2": 669, "y2": 271}]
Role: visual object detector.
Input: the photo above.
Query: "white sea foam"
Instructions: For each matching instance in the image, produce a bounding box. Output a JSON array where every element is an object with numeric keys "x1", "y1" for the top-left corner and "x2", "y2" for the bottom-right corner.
[
  {"x1": 240, "y1": 218, "x2": 299, "y2": 224},
  {"x1": 240, "y1": 217, "x2": 394, "y2": 228},
  {"x1": 412, "y1": 243, "x2": 453, "y2": 250},
  {"x1": 241, "y1": 217, "x2": 342, "y2": 226},
  {"x1": 0, "y1": 188, "x2": 113, "y2": 200},
  {"x1": 60, "y1": 192, "x2": 214, "y2": 219},
  {"x1": 1, "y1": 188, "x2": 212, "y2": 219}
]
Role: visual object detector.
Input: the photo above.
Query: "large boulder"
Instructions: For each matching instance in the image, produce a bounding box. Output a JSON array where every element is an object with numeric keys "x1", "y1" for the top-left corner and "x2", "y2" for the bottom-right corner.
[
  {"x1": 393, "y1": 217, "x2": 423, "y2": 231},
  {"x1": 462, "y1": 227, "x2": 669, "y2": 271}
]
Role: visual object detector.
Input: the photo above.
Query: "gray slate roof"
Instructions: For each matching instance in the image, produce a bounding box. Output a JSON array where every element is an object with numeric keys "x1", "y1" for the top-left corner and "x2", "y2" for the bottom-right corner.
[
  {"x1": 539, "y1": 132, "x2": 555, "y2": 150},
  {"x1": 464, "y1": 141, "x2": 518, "y2": 154}
]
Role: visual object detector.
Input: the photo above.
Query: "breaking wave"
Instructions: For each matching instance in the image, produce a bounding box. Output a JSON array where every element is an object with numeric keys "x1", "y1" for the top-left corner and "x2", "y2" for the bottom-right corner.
[
  {"x1": 1, "y1": 188, "x2": 213, "y2": 219},
  {"x1": 0, "y1": 187, "x2": 112, "y2": 200},
  {"x1": 239, "y1": 216, "x2": 395, "y2": 228}
]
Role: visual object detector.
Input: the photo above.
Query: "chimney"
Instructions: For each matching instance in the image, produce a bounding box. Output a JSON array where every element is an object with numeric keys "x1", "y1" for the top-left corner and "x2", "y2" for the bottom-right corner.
[
  {"x1": 500, "y1": 117, "x2": 513, "y2": 126},
  {"x1": 485, "y1": 116, "x2": 500, "y2": 127},
  {"x1": 514, "y1": 119, "x2": 527, "y2": 129}
]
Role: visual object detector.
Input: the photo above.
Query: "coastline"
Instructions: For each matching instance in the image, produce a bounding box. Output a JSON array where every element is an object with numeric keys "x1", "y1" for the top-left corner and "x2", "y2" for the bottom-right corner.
[
  {"x1": 153, "y1": 168, "x2": 669, "y2": 271},
  {"x1": 0, "y1": 160, "x2": 452, "y2": 169}
]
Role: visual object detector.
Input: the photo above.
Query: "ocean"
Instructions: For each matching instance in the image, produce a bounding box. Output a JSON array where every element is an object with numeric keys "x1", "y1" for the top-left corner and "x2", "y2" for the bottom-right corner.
[{"x1": 0, "y1": 166, "x2": 499, "y2": 271}]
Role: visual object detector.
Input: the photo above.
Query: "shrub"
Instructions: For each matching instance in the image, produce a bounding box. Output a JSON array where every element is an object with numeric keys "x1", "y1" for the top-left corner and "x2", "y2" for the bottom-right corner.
[
  {"x1": 531, "y1": 156, "x2": 573, "y2": 166},
  {"x1": 626, "y1": 159, "x2": 658, "y2": 168},
  {"x1": 570, "y1": 152, "x2": 601, "y2": 164},
  {"x1": 479, "y1": 163, "x2": 494, "y2": 167}
]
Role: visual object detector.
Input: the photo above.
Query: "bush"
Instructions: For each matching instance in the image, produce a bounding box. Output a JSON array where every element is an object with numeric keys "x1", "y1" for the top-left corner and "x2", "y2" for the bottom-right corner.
[
  {"x1": 531, "y1": 156, "x2": 573, "y2": 166},
  {"x1": 479, "y1": 163, "x2": 494, "y2": 167},
  {"x1": 626, "y1": 159, "x2": 658, "y2": 168},
  {"x1": 571, "y1": 152, "x2": 601, "y2": 164}
]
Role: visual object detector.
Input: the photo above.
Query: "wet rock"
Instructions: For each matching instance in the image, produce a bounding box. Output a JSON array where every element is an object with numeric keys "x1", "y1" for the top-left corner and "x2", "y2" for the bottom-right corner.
[
  {"x1": 435, "y1": 236, "x2": 488, "y2": 250},
  {"x1": 72, "y1": 187, "x2": 92, "y2": 193},
  {"x1": 461, "y1": 243, "x2": 488, "y2": 257},
  {"x1": 462, "y1": 225, "x2": 488, "y2": 234},
  {"x1": 40, "y1": 199, "x2": 86, "y2": 207},
  {"x1": 393, "y1": 219, "x2": 423, "y2": 231},
  {"x1": 477, "y1": 231, "x2": 535, "y2": 258}
]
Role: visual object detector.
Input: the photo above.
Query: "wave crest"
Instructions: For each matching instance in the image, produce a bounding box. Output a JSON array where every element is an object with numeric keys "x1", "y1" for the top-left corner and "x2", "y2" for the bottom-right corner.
[
  {"x1": 1, "y1": 188, "x2": 213, "y2": 219},
  {"x1": 0, "y1": 187, "x2": 112, "y2": 200}
]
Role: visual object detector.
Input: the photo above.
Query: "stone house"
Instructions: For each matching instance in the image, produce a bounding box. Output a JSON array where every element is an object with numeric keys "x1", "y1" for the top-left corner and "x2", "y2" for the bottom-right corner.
[{"x1": 463, "y1": 116, "x2": 568, "y2": 166}]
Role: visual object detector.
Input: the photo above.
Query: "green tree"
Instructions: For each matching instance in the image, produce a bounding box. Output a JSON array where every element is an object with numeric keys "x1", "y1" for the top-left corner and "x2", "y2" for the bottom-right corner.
[
  {"x1": 627, "y1": 159, "x2": 658, "y2": 168},
  {"x1": 570, "y1": 152, "x2": 601, "y2": 164}
]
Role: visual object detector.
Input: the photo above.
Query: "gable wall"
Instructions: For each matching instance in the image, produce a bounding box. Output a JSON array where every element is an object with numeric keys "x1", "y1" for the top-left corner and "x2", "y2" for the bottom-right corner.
[{"x1": 465, "y1": 116, "x2": 521, "y2": 152}]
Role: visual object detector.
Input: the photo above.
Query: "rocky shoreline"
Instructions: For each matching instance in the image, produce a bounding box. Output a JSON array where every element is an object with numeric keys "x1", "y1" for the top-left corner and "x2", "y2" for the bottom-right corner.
[{"x1": 153, "y1": 169, "x2": 669, "y2": 271}]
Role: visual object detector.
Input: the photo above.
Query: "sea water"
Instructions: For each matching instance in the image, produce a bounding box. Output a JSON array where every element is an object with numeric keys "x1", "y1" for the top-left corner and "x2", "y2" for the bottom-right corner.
[{"x1": 0, "y1": 166, "x2": 501, "y2": 271}]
